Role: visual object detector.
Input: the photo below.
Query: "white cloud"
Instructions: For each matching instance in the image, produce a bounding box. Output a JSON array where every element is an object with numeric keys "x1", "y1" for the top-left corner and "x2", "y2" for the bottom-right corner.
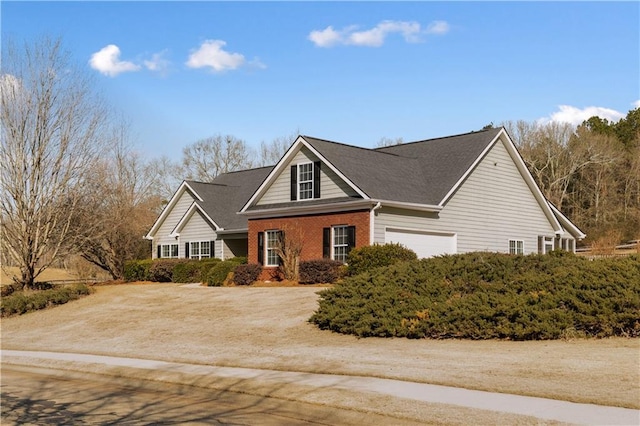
[
  {"x1": 426, "y1": 20, "x2": 450, "y2": 35},
  {"x1": 308, "y1": 20, "x2": 449, "y2": 48},
  {"x1": 186, "y1": 40, "x2": 245, "y2": 72},
  {"x1": 542, "y1": 105, "x2": 625, "y2": 126},
  {"x1": 144, "y1": 50, "x2": 170, "y2": 75},
  {"x1": 89, "y1": 45, "x2": 140, "y2": 77},
  {"x1": 633, "y1": 100, "x2": 640, "y2": 108},
  {"x1": 308, "y1": 26, "x2": 345, "y2": 48}
]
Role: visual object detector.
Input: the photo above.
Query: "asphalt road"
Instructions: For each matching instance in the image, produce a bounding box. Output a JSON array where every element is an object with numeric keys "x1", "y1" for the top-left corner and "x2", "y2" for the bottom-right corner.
[{"x1": 1, "y1": 365, "x2": 421, "y2": 425}]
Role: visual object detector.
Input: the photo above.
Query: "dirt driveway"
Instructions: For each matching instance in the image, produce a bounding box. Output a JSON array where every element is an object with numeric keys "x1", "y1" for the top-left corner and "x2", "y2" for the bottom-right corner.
[{"x1": 1, "y1": 283, "x2": 638, "y2": 410}]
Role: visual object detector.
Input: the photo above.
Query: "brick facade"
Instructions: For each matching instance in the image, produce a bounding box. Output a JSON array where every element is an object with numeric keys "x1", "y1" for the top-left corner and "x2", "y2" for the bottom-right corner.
[{"x1": 248, "y1": 210, "x2": 370, "y2": 280}]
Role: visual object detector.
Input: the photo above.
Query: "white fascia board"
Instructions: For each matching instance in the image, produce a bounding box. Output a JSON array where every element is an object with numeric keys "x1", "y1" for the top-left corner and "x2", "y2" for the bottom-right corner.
[
  {"x1": 373, "y1": 199, "x2": 442, "y2": 213},
  {"x1": 548, "y1": 202, "x2": 587, "y2": 240},
  {"x1": 439, "y1": 135, "x2": 498, "y2": 206},
  {"x1": 439, "y1": 128, "x2": 563, "y2": 234},
  {"x1": 239, "y1": 136, "x2": 370, "y2": 212},
  {"x1": 240, "y1": 137, "x2": 304, "y2": 212},
  {"x1": 170, "y1": 202, "x2": 221, "y2": 237},
  {"x1": 497, "y1": 129, "x2": 564, "y2": 233},
  {"x1": 240, "y1": 199, "x2": 375, "y2": 219},
  {"x1": 146, "y1": 180, "x2": 199, "y2": 239},
  {"x1": 300, "y1": 139, "x2": 369, "y2": 199}
]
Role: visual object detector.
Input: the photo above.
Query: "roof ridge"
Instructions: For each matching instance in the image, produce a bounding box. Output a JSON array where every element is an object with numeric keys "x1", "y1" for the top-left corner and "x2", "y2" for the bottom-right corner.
[
  {"x1": 374, "y1": 127, "x2": 502, "y2": 150},
  {"x1": 302, "y1": 135, "x2": 403, "y2": 158}
]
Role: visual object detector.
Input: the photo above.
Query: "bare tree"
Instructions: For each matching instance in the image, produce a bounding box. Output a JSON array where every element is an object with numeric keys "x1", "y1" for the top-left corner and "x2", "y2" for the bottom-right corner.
[
  {"x1": 74, "y1": 121, "x2": 163, "y2": 279},
  {"x1": 181, "y1": 134, "x2": 254, "y2": 181},
  {"x1": 0, "y1": 37, "x2": 108, "y2": 288},
  {"x1": 274, "y1": 224, "x2": 304, "y2": 281},
  {"x1": 375, "y1": 136, "x2": 404, "y2": 148},
  {"x1": 257, "y1": 129, "x2": 299, "y2": 166}
]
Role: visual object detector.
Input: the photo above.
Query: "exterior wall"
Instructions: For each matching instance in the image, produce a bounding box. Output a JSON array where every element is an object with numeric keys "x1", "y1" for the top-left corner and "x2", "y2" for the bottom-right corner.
[
  {"x1": 223, "y1": 238, "x2": 248, "y2": 259},
  {"x1": 179, "y1": 210, "x2": 218, "y2": 258},
  {"x1": 374, "y1": 139, "x2": 558, "y2": 254},
  {"x1": 248, "y1": 210, "x2": 370, "y2": 279},
  {"x1": 152, "y1": 190, "x2": 196, "y2": 259},
  {"x1": 257, "y1": 146, "x2": 358, "y2": 205}
]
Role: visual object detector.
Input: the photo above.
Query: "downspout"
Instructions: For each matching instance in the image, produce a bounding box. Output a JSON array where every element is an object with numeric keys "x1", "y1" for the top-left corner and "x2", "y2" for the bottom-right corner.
[{"x1": 370, "y1": 202, "x2": 382, "y2": 246}]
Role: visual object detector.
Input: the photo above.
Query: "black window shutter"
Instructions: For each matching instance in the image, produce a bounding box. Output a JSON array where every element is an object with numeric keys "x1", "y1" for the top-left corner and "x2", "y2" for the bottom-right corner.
[
  {"x1": 290, "y1": 165, "x2": 297, "y2": 201},
  {"x1": 537, "y1": 236, "x2": 543, "y2": 254},
  {"x1": 347, "y1": 226, "x2": 356, "y2": 253},
  {"x1": 313, "y1": 161, "x2": 321, "y2": 199},
  {"x1": 322, "y1": 227, "x2": 331, "y2": 259},
  {"x1": 211, "y1": 240, "x2": 215, "y2": 258},
  {"x1": 185, "y1": 242, "x2": 189, "y2": 258},
  {"x1": 257, "y1": 232, "x2": 264, "y2": 265},
  {"x1": 157, "y1": 245, "x2": 161, "y2": 259}
]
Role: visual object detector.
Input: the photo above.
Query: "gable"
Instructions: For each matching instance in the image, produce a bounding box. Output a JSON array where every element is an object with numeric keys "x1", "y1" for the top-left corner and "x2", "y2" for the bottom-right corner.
[
  {"x1": 256, "y1": 145, "x2": 360, "y2": 206},
  {"x1": 146, "y1": 183, "x2": 198, "y2": 239}
]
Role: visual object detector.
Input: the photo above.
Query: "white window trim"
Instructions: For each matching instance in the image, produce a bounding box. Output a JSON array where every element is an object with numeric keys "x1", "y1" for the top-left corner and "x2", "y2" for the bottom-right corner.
[
  {"x1": 508, "y1": 239, "x2": 524, "y2": 255},
  {"x1": 543, "y1": 236, "x2": 554, "y2": 254},
  {"x1": 332, "y1": 225, "x2": 349, "y2": 263},
  {"x1": 298, "y1": 161, "x2": 314, "y2": 201},
  {"x1": 189, "y1": 240, "x2": 211, "y2": 260},
  {"x1": 161, "y1": 244, "x2": 179, "y2": 259},
  {"x1": 265, "y1": 230, "x2": 280, "y2": 267}
]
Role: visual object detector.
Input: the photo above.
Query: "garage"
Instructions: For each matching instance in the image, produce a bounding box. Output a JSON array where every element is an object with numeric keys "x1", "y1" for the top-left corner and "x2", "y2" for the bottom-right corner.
[{"x1": 385, "y1": 228, "x2": 457, "y2": 259}]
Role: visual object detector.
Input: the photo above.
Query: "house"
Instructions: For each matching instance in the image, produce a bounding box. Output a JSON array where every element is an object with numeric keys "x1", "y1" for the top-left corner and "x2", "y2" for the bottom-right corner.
[
  {"x1": 146, "y1": 127, "x2": 585, "y2": 277},
  {"x1": 145, "y1": 166, "x2": 273, "y2": 260}
]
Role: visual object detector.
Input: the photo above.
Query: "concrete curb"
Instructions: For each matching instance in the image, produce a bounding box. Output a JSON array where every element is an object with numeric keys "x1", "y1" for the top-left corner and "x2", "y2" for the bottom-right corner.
[{"x1": 2, "y1": 350, "x2": 638, "y2": 425}]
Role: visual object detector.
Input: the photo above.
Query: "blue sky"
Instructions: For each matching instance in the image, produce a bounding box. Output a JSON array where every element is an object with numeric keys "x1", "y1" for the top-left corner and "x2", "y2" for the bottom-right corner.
[{"x1": 2, "y1": 1, "x2": 639, "y2": 160}]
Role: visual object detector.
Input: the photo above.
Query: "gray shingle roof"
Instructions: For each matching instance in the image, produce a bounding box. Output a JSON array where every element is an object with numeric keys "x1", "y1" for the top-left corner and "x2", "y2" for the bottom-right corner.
[
  {"x1": 303, "y1": 127, "x2": 502, "y2": 205},
  {"x1": 186, "y1": 166, "x2": 273, "y2": 230}
]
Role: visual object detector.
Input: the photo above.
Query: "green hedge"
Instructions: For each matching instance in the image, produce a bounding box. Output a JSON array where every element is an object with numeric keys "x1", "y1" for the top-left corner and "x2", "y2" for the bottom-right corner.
[
  {"x1": 1, "y1": 283, "x2": 94, "y2": 317},
  {"x1": 346, "y1": 243, "x2": 417, "y2": 276},
  {"x1": 310, "y1": 252, "x2": 640, "y2": 340},
  {"x1": 207, "y1": 258, "x2": 246, "y2": 286},
  {"x1": 124, "y1": 259, "x2": 154, "y2": 281},
  {"x1": 124, "y1": 258, "x2": 222, "y2": 283}
]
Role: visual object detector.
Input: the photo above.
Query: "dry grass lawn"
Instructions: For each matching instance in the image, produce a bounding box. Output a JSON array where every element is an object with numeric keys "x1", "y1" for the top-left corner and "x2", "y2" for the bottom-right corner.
[
  {"x1": 1, "y1": 267, "x2": 78, "y2": 285},
  {"x1": 1, "y1": 283, "x2": 638, "y2": 411}
]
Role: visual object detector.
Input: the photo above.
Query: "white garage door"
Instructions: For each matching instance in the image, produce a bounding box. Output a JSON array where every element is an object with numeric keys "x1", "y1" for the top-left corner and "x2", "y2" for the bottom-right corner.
[{"x1": 385, "y1": 228, "x2": 457, "y2": 259}]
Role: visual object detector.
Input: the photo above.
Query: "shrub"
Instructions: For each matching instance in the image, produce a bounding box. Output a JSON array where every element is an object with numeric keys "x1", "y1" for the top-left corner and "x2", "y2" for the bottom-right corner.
[
  {"x1": 148, "y1": 259, "x2": 186, "y2": 282},
  {"x1": 299, "y1": 259, "x2": 344, "y2": 284},
  {"x1": 124, "y1": 259, "x2": 154, "y2": 282},
  {"x1": 207, "y1": 261, "x2": 238, "y2": 286},
  {"x1": 310, "y1": 252, "x2": 640, "y2": 340},
  {"x1": 1, "y1": 283, "x2": 93, "y2": 317},
  {"x1": 346, "y1": 243, "x2": 418, "y2": 276},
  {"x1": 228, "y1": 256, "x2": 248, "y2": 265},
  {"x1": 172, "y1": 260, "x2": 209, "y2": 283},
  {"x1": 196, "y1": 258, "x2": 222, "y2": 283},
  {"x1": 233, "y1": 264, "x2": 262, "y2": 285}
]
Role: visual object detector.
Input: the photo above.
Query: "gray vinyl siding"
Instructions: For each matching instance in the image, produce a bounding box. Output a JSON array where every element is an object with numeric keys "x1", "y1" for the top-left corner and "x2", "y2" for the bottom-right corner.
[
  {"x1": 153, "y1": 190, "x2": 196, "y2": 258},
  {"x1": 374, "y1": 139, "x2": 557, "y2": 254},
  {"x1": 257, "y1": 146, "x2": 358, "y2": 205},
  {"x1": 179, "y1": 210, "x2": 218, "y2": 258}
]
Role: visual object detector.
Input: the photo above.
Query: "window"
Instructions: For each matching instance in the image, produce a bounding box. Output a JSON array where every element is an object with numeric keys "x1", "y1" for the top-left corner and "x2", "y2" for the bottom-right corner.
[
  {"x1": 538, "y1": 236, "x2": 555, "y2": 254},
  {"x1": 265, "y1": 230, "x2": 281, "y2": 266},
  {"x1": 189, "y1": 241, "x2": 211, "y2": 260},
  {"x1": 160, "y1": 244, "x2": 178, "y2": 258},
  {"x1": 290, "y1": 161, "x2": 320, "y2": 201},
  {"x1": 298, "y1": 162, "x2": 313, "y2": 200},
  {"x1": 509, "y1": 240, "x2": 524, "y2": 255},
  {"x1": 333, "y1": 226, "x2": 350, "y2": 263},
  {"x1": 323, "y1": 225, "x2": 356, "y2": 263}
]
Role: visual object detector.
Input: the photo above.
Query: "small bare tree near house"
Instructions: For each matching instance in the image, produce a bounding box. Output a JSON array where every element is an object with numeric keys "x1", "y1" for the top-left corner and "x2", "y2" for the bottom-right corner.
[{"x1": 274, "y1": 223, "x2": 305, "y2": 281}]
